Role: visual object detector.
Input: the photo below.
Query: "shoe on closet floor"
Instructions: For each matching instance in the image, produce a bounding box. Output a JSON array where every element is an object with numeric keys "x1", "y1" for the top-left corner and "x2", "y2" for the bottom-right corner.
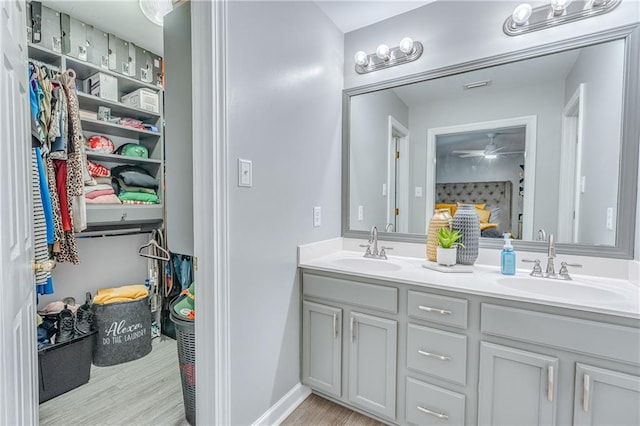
[
  {"x1": 56, "y1": 305, "x2": 75, "y2": 343},
  {"x1": 75, "y1": 294, "x2": 94, "y2": 335}
]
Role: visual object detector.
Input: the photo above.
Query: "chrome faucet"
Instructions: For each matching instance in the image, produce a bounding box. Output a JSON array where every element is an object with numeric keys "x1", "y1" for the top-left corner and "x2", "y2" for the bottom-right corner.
[
  {"x1": 385, "y1": 223, "x2": 395, "y2": 232},
  {"x1": 545, "y1": 233, "x2": 557, "y2": 278},
  {"x1": 359, "y1": 225, "x2": 392, "y2": 259},
  {"x1": 537, "y1": 228, "x2": 547, "y2": 242},
  {"x1": 523, "y1": 233, "x2": 582, "y2": 279}
]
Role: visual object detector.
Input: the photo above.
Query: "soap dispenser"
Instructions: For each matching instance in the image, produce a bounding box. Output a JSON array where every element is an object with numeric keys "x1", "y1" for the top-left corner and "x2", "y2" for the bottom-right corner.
[{"x1": 501, "y1": 233, "x2": 516, "y2": 275}]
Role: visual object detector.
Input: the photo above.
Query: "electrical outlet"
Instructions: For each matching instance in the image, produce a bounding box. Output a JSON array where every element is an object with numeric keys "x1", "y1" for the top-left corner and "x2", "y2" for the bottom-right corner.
[
  {"x1": 606, "y1": 207, "x2": 613, "y2": 230},
  {"x1": 382, "y1": 183, "x2": 387, "y2": 196},
  {"x1": 313, "y1": 206, "x2": 321, "y2": 227},
  {"x1": 358, "y1": 205, "x2": 364, "y2": 221}
]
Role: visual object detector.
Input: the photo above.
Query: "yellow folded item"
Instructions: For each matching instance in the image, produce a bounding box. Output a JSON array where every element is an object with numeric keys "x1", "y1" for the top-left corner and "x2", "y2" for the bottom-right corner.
[
  {"x1": 94, "y1": 285, "x2": 149, "y2": 305},
  {"x1": 480, "y1": 222, "x2": 499, "y2": 231}
]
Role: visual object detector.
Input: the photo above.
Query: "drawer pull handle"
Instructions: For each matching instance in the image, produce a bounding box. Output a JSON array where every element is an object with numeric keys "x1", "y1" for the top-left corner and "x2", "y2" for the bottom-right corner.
[
  {"x1": 418, "y1": 305, "x2": 452, "y2": 315},
  {"x1": 350, "y1": 317, "x2": 356, "y2": 342},
  {"x1": 583, "y1": 374, "x2": 590, "y2": 412},
  {"x1": 417, "y1": 405, "x2": 448, "y2": 420},
  {"x1": 418, "y1": 349, "x2": 451, "y2": 361},
  {"x1": 333, "y1": 314, "x2": 338, "y2": 338}
]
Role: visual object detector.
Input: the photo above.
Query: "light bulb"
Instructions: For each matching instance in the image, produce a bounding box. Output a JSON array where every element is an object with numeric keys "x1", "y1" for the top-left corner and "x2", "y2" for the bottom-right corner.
[
  {"x1": 354, "y1": 51, "x2": 369, "y2": 66},
  {"x1": 376, "y1": 44, "x2": 390, "y2": 60},
  {"x1": 399, "y1": 37, "x2": 414, "y2": 54},
  {"x1": 512, "y1": 3, "x2": 533, "y2": 25},
  {"x1": 550, "y1": 0, "x2": 572, "y2": 13}
]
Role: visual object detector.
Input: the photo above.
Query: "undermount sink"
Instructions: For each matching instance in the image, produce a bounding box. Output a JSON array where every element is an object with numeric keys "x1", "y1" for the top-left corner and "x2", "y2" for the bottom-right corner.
[
  {"x1": 496, "y1": 276, "x2": 627, "y2": 302},
  {"x1": 329, "y1": 257, "x2": 403, "y2": 272}
]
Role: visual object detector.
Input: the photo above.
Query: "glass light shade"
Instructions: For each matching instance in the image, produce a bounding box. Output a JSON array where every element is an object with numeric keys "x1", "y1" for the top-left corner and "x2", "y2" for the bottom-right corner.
[
  {"x1": 550, "y1": 0, "x2": 572, "y2": 12},
  {"x1": 512, "y1": 3, "x2": 533, "y2": 25},
  {"x1": 399, "y1": 37, "x2": 414, "y2": 54},
  {"x1": 139, "y1": 0, "x2": 173, "y2": 26},
  {"x1": 354, "y1": 51, "x2": 369, "y2": 66},
  {"x1": 376, "y1": 44, "x2": 390, "y2": 60}
]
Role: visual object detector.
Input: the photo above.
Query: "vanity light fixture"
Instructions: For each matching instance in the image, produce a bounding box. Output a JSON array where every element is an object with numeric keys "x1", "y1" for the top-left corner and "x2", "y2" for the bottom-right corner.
[
  {"x1": 354, "y1": 37, "x2": 423, "y2": 74},
  {"x1": 504, "y1": 0, "x2": 620, "y2": 36}
]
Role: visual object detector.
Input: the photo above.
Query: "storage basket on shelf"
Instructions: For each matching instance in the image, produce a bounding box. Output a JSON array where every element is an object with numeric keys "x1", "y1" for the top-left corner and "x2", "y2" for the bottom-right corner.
[
  {"x1": 170, "y1": 291, "x2": 196, "y2": 426},
  {"x1": 91, "y1": 285, "x2": 152, "y2": 366}
]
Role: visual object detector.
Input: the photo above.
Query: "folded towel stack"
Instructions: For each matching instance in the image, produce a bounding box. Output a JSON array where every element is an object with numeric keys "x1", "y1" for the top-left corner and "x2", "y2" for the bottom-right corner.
[
  {"x1": 111, "y1": 165, "x2": 160, "y2": 205},
  {"x1": 93, "y1": 284, "x2": 149, "y2": 305}
]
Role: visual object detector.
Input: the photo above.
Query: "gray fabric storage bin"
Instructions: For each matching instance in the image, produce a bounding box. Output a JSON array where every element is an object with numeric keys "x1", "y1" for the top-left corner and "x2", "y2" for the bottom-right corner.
[{"x1": 92, "y1": 296, "x2": 152, "y2": 366}]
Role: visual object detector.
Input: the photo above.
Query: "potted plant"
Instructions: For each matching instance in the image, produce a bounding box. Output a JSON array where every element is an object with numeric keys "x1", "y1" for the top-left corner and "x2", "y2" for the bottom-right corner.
[{"x1": 436, "y1": 227, "x2": 464, "y2": 266}]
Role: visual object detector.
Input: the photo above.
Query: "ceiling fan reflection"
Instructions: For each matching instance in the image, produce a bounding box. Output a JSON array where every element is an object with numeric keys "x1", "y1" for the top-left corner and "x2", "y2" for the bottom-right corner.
[{"x1": 451, "y1": 132, "x2": 524, "y2": 159}]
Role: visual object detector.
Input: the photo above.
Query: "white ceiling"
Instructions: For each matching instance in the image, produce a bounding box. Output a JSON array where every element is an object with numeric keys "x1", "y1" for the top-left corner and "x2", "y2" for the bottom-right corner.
[
  {"x1": 315, "y1": 1, "x2": 435, "y2": 33},
  {"x1": 436, "y1": 127, "x2": 526, "y2": 158},
  {"x1": 42, "y1": 0, "x2": 435, "y2": 56}
]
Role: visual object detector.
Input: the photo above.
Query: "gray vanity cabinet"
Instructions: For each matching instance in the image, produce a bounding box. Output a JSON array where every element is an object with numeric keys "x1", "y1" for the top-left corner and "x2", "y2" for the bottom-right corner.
[
  {"x1": 572, "y1": 364, "x2": 640, "y2": 426},
  {"x1": 478, "y1": 342, "x2": 559, "y2": 426},
  {"x1": 302, "y1": 301, "x2": 342, "y2": 397},
  {"x1": 348, "y1": 312, "x2": 397, "y2": 419}
]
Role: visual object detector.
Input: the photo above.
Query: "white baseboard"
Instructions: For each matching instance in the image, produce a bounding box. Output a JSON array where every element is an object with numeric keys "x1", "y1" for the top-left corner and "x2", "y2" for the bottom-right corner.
[{"x1": 252, "y1": 383, "x2": 311, "y2": 426}]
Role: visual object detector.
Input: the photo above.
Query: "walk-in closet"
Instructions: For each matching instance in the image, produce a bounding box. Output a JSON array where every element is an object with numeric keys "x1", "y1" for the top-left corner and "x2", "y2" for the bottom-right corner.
[{"x1": 24, "y1": 1, "x2": 195, "y2": 424}]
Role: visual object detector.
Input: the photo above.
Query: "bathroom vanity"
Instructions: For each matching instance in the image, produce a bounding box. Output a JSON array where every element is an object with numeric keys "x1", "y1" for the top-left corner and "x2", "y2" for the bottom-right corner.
[{"x1": 299, "y1": 250, "x2": 640, "y2": 426}]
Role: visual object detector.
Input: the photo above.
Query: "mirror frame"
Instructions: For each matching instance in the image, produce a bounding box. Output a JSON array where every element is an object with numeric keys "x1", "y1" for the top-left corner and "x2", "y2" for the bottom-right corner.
[{"x1": 342, "y1": 24, "x2": 640, "y2": 259}]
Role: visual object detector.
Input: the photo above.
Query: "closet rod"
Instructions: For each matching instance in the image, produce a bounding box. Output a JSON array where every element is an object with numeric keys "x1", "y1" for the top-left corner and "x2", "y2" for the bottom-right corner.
[{"x1": 77, "y1": 228, "x2": 151, "y2": 239}]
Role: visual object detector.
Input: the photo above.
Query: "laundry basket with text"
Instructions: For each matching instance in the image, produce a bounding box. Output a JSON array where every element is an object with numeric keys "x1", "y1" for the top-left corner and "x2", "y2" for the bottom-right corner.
[{"x1": 92, "y1": 285, "x2": 152, "y2": 366}]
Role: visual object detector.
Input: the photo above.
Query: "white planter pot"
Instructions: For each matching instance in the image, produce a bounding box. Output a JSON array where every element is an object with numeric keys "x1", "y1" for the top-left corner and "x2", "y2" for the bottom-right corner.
[{"x1": 436, "y1": 247, "x2": 457, "y2": 266}]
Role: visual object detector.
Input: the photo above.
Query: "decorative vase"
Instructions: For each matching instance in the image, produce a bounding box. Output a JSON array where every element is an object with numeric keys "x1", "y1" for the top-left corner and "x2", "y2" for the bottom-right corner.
[
  {"x1": 452, "y1": 204, "x2": 480, "y2": 265},
  {"x1": 426, "y1": 208, "x2": 452, "y2": 261},
  {"x1": 436, "y1": 246, "x2": 457, "y2": 266}
]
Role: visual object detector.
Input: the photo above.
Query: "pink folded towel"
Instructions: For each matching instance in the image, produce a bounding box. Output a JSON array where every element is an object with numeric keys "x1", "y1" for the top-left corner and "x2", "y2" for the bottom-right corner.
[
  {"x1": 85, "y1": 189, "x2": 115, "y2": 200},
  {"x1": 86, "y1": 194, "x2": 122, "y2": 204}
]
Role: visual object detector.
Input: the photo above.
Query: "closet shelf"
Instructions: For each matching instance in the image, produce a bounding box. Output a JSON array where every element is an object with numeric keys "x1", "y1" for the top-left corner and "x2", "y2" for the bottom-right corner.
[
  {"x1": 86, "y1": 152, "x2": 162, "y2": 166},
  {"x1": 65, "y1": 56, "x2": 160, "y2": 94},
  {"x1": 27, "y1": 43, "x2": 62, "y2": 66},
  {"x1": 81, "y1": 118, "x2": 161, "y2": 139},
  {"x1": 77, "y1": 92, "x2": 161, "y2": 121},
  {"x1": 86, "y1": 204, "x2": 163, "y2": 228}
]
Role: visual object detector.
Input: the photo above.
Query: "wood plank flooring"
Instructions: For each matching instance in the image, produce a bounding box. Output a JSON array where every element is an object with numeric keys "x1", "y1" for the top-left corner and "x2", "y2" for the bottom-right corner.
[
  {"x1": 282, "y1": 393, "x2": 385, "y2": 426},
  {"x1": 39, "y1": 337, "x2": 189, "y2": 426}
]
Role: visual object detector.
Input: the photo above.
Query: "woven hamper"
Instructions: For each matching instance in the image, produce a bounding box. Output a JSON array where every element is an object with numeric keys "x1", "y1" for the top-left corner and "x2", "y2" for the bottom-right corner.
[{"x1": 92, "y1": 296, "x2": 152, "y2": 366}]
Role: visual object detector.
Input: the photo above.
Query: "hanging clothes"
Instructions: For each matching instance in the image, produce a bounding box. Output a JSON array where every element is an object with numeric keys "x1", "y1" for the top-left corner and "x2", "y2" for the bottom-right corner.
[{"x1": 32, "y1": 147, "x2": 54, "y2": 295}]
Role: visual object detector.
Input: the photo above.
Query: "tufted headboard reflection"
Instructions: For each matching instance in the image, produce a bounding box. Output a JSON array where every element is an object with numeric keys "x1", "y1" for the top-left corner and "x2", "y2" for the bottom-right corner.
[{"x1": 436, "y1": 181, "x2": 513, "y2": 234}]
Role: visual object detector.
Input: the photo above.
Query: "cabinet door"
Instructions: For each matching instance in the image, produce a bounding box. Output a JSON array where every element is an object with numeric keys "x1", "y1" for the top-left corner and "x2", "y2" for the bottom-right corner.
[
  {"x1": 348, "y1": 312, "x2": 397, "y2": 420},
  {"x1": 301, "y1": 301, "x2": 342, "y2": 397},
  {"x1": 573, "y1": 363, "x2": 640, "y2": 426},
  {"x1": 478, "y1": 342, "x2": 558, "y2": 426}
]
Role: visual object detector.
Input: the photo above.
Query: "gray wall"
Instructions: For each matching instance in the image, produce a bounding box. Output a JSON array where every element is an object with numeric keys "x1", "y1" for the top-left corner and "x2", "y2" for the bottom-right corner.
[
  {"x1": 40, "y1": 234, "x2": 149, "y2": 307},
  {"x1": 226, "y1": 2, "x2": 343, "y2": 424},
  {"x1": 564, "y1": 40, "x2": 625, "y2": 246},
  {"x1": 349, "y1": 90, "x2": 408, "y2": 231},
  {"x1": 164, "y1": 2, "x2": 194, "y2": 255},
  {"x1": 343, "y1": 1, "x2": 639, "y2": 89},
  {"x1": 407, "y1": 80, "x2": 565, "y2": 235}
]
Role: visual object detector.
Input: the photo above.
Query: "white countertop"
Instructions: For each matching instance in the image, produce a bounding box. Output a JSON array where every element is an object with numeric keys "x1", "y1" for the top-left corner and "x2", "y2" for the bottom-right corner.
[{"x1": 298, "y1": 246, "x2": 640, "y2": 320}]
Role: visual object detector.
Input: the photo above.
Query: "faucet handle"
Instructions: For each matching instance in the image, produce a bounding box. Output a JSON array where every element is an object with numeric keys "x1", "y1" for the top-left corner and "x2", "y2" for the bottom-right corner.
[
  {"x1": 522, "y1": 259, "x2": 543, "y2": 277},
  {"x1": 558, "y1": 261, "x2": 581, "y2": 280},
  {"x1": 561, "y1": 261, "x2": 582, "y2": 268}
]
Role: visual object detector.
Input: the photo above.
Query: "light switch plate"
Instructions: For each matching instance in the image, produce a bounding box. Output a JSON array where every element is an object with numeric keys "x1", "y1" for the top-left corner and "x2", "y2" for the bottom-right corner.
[
  {"x1": 238, "y1": 159, "x2": 252, "y2": 187},
  {"x1": 313, "y1": 206, "x2": 321, "y2": 227},
  {"x1": 414, "y1": 186, "x2": 423, "y2": 197},
  {"x1": 382, "y1": 183, "x2": 387, "y2": 196}
]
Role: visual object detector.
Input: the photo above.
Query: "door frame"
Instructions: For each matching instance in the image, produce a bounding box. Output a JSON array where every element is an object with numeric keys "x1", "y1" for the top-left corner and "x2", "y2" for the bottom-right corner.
[
  {"x1": 426, "y1": 115, "x2": 538, "y2": 240},
  {"x1": 387, "y1": 116, "x2": 409, "y2": 233},
  {"x1": 558, "y1": 84, "x2": 585, "y2": 243}
]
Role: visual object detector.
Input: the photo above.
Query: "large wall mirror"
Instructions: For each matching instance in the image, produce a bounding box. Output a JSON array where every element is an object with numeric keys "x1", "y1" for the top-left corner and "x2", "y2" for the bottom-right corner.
[{"x1": 343, "y1": 26, "x2": 639, "y2": 258}]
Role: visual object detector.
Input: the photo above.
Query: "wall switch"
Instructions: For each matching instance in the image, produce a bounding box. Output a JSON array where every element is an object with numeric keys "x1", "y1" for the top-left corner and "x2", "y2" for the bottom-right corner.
[
  {"x1": 313, "y1": 206, "x2": 321, "y2": 227},
  {"x1": 238, "y1": 159, "x2": 252, "y2": 187},
  {"x1": 382, "y1": 183, "x2": 387, "y2": 196},
  {"x1": 414, "y1": 186, "x2": 423, "y2": 197},
  {"x1": 606, "y1": 207, "x2": 613, "y2": 230},
  {"x1": 358, "y1": 205, "x2": 364, "y2": 221},
  {"x1": 580, "y1": 176, "x2": 586, "y2": 193}
]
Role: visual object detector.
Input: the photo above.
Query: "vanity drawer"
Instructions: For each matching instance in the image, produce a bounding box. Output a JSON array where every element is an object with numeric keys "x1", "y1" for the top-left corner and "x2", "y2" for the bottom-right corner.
[
  {"x1": 408, "y1": 291, "x2": 467, "y2": 329},
  {"x1": 406, "y1": 377, "x2": 465, "y2": 426},
  {"x1": 302, "y1": 272, "x2": 398, "y2": 314},
  {"x1": 407, "y1": 324, "x2": 467, "y2": 385},
  {"x1": 481, "y1": 304, "x2": 640, "y2": 365}
]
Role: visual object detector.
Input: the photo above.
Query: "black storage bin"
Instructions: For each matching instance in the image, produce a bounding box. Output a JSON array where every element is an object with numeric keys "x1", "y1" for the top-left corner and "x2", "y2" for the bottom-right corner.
[
  {"x1": 170, "y1": 298, "x2": 195, "y2": 425},
  {"x1": 38, "y1": 330, "x2": 96, "y2": 403},
  {"x1": 92, "y1": 296, "x2": 152, "y2": 366}
]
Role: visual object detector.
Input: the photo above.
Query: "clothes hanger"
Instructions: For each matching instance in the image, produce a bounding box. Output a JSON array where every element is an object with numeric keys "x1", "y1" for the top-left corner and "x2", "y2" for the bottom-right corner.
[{"x1": 138, "y1": 238, "x2": 170, "y2": 262}]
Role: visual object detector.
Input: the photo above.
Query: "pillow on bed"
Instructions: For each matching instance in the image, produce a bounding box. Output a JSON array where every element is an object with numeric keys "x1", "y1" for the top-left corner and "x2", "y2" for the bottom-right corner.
[
  {"x1": 476, "y1": 207, "x2": 492, "y2": 223},
  {"x1": 435, "y1": 203, "x2": 457, "y2": 217},
  {"x1": 488, "y1": 206, "x2": 503, "y2": 225}
]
